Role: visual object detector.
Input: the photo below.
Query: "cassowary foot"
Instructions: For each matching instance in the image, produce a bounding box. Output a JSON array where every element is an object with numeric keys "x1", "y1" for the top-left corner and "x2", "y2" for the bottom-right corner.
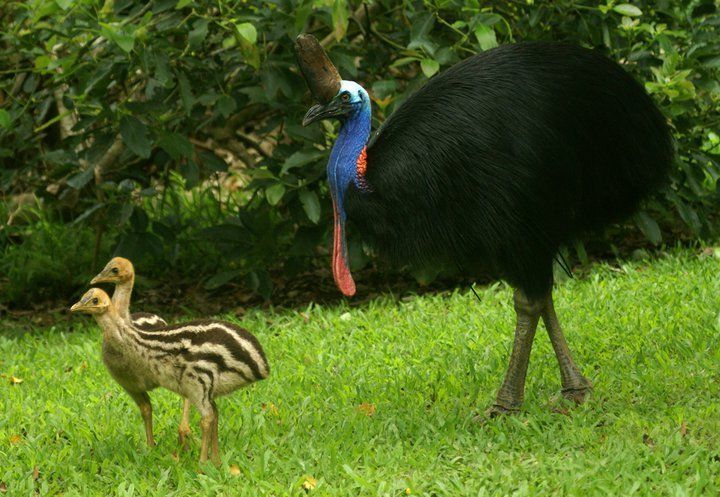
[
  {"x1": 561, "y1": 382, "x2": 592, "y2": 405},
  {"x1": 485, "y1": 403, "x2": 521, "y2": 418},
  {"x1": 178, "y1": 425, "x2": 193, "y2": 450}
]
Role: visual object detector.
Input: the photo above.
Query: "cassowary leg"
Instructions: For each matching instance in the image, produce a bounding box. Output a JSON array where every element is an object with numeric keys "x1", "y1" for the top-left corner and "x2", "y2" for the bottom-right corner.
[
  {"x1": 488, "y1": 289, "x2": 543, "y2": 416},
  {"x1": 210, "y1": 403, "x2": 220, "y2": 464},
  {"x1": 128, "y1": 390, "x2": 156, "y2": 447},
  {"x1": 178, "y1": 399, "x2": 192, "y2": 449},
  {"x1": 541, "y1": 293, "x2": 592, "y2": 403},
  {"x1": 198, "y1": 402, "x2": 218, "y2": 465}
]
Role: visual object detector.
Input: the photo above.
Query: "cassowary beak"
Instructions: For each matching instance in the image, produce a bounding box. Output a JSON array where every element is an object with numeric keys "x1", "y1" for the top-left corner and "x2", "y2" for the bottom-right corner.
[
  {"x1": 302, "y1": 97, "x2": 352, "y2": 126},
  {"x1": 70, "y1": 293, "x2": 91, "y2": 313}
]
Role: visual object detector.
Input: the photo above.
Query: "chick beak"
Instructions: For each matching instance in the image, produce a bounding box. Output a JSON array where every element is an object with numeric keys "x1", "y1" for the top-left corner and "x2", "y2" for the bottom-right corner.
[{"x1": 69, "y1": 301, "x2": 83, "y2": 313}]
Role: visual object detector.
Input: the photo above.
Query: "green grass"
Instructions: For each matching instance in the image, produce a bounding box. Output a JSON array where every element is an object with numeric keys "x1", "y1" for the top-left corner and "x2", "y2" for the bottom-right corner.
[{"x1": 2, "y1": 250, "x2": 720, "y2": 496}]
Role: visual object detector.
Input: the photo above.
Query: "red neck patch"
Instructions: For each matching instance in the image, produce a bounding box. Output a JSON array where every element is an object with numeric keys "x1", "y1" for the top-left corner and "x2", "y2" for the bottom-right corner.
[{"x1": 355, "y1": 146, "x2": 371, "y2": 191}]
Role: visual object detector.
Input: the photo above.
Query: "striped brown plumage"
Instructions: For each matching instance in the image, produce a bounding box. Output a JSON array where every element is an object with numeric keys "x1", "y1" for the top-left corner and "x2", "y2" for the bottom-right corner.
[
  {"x1": 70, "y1": 288, "x2": 269, "y2": 464},
  {"x1": 90, "y1": 257, "x2": 194, "y2": 441}
]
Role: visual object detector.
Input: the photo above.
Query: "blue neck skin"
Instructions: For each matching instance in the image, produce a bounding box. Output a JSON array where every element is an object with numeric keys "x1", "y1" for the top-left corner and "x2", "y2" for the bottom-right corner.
[{"x1": 327, "y1": 100, "x2": 372, "y2": 221}]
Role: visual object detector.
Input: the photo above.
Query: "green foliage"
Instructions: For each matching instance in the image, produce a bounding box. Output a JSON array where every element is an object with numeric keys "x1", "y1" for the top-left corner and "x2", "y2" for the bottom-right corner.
[
  {"x1": 1, "y1": 0, "x2": 719, "y2": 301},
  {"x1": 0, "y1": 209, "x2": 104, "y2": 306},
  {"x1": 2, "y1": 251, "x2": 720, "y2": 494}
]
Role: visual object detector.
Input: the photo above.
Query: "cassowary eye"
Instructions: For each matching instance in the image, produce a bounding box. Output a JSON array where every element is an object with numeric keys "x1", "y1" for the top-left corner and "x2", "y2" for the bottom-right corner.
[
  {"x1": 92, "y1": 298, "x2": 99, "y2": 304},
  {"x1": 341, "y1": 92, "x2": 350, "y2": 102},
  {"x1": 111, "y1": 267, "x2": 119, "y2": 274}
]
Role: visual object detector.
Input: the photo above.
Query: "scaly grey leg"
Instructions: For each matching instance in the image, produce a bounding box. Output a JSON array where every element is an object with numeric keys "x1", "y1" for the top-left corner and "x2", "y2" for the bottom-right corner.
[
  {"x1": 541, "y1": 293, "x2": 592, "y2": 403},
  {"x1": 487, "y1": 289, "x2": 544, "y2": 416}
]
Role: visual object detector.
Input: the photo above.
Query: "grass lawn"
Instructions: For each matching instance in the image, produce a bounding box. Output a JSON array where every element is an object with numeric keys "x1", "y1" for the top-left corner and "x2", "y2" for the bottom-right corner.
[{"x1": 1, "y1": 250, "x2": 720, "y2": 496}]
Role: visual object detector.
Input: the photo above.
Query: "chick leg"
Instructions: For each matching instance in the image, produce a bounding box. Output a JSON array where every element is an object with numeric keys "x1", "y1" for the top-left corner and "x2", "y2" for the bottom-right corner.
[
  {"x1": 199, "y1": 401, "x2": 219, "y2": 465},
  {"x1": 210, "y1": 404, "x2": 220, "y2": 464},
  {"x1": 128, "y1": 391, "x2": 156, "y2": 446},
  {"x1": 178, "y1": 399, "x2": 192, "y2": 449},
  {"x1": 541, "y1": 293, "x2": 592, "y2": 403},
  {"x1": 488, "y1": 289, "x2": 543, "y2": 416}
]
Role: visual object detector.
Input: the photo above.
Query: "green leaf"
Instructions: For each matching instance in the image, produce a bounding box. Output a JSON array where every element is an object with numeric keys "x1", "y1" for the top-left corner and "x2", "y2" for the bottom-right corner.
[
  {"x1": 390, "y1": 57, "x2": 419, "y2": 69},
  {"x1": 55, "y1": 0, "x2": 73, "y2": 10},
  {"x1": 158, "y1": 132, "x2": 193, "y2": 161},
  {"x1": 216, "y1": 95, "x2": 237, "y2": 118},
  {"x1": 420, "y1": 58, "x2": 439, "y2": 78},
  {"x1": 114, "y1": 33, "x2": 134, "y2": 53},
  {"x1": 205, "y1": 269, "x2": 243, "y2": 290},
  {"x1": 299, "y1": 189, "x2": 321, "y2": 224},
  {"x1": 474, "y1": 24, "x2": 498, "y2": 51},
  {"x1": 281, "y1": 149, "x2": 325, "y2": 175},
  {"x1": 177, "y1": 72, "x2": 193, "y2": 115},
  {"x1": 118, "y1": 178, "x2": 135, "y2": 192},
  {"x1": 199, "y1": 151, "x2": 228, "y2": 172},
  {"x1": 188, "y1": 19, "x2": 208, "y2": 49},
  {"x1": 613, "y1": 4, "x2": 642, "y2": 17},
  {"x1": 332, "y1": 0, "x2": 349, "y2": 41},
  {"x1": 120, "y1": 116, "x2": 152, "y2": 158},
  {"x1": 109, "y1": 202, "x2": 134, "y2": 226},
  {"x1": 34, "y1": 55, "x2": 51, "y2": 70},
  {"x1": 266, "y1": 183, "x2": 286, "y2": 206},
  {"x1": 0, "y1": 109, "x2": 11, "y2": 128},
  {"x1": 179, "y1": 160, "x2": 199, "y2": 188},
  {"x1": 100, "y1": 23, "x2": 135, "y2": 53},
  {"x1": 72, "y1": 203, "x2": 104, "y2": 224},
  {"x1": 66, "y1": 167, "x2": 94, "y2": 189},
  {"x1": 634, "y1": 211, "x2": 662, "y2": 245},
  {"x1": 702, "y1": 56, "x2": 720, "y2": 69},
  {"x1": 410, "y1": 12, "x2": 435, "y2": 43},
  {"x1": 222, "y1": 36, "x2": 236, "y2": 49},
  {"x1": 371, "y1": 80, "x2": 397, "y2": 99},
  {"x1": 236, "y1": 22, "x2": 257, "y2": 44},
  {"x1": 175, "y1": 0, "x2": 193, "y2": 8}
]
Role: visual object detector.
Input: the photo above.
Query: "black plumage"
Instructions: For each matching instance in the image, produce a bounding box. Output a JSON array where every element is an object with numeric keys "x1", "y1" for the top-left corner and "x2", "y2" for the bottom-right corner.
[
  {"x1": 346, "y1": 42, "x2": 672, "y2": 297},
  {"x1": 297, "y1": 37, "x2": 673, "y2": 414}
]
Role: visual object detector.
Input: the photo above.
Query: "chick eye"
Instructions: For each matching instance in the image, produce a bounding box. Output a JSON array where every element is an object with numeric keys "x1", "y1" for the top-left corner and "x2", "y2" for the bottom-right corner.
[
  {"x1": 341, "y1": 92, "x2": 350, "y2": 102},
  {"x1": 111, "y1": 268, "x2": 119, "y2": 274},
  {"x1": 92, "y1": 298, "x2": 99, "y2": 304}
]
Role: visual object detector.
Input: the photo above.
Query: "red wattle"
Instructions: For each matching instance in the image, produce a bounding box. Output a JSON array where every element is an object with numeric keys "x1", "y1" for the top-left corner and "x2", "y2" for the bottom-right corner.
[{"x1": 332, "y1": 203, "x2": 356, "y2": 297}]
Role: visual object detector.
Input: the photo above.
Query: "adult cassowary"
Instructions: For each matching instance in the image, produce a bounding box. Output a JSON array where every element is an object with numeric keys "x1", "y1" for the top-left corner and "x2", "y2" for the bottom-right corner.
[{"x1": 295, "y1": 35, "x2": 672, "y2": 415}]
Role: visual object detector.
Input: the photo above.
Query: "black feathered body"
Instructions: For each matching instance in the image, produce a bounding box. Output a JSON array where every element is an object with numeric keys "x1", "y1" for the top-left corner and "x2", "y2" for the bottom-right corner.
[{"x1": 345, "y1": 42, "x2": 672, "y2": 297}]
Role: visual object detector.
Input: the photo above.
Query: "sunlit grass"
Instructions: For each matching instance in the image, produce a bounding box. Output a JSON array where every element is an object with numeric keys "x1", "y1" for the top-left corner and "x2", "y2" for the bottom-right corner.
[{"x1": 1, "y1": 250, "x2": 719, "y2": 495}]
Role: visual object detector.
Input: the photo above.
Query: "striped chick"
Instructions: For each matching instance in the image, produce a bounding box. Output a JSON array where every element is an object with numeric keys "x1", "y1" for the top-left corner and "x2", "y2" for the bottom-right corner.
[
  {"x1": 90, "y1": 257, "x2": 196, "y2": 445},
  {"x1": 70, "y1": 288, "x2": 269, "y2": 465}
]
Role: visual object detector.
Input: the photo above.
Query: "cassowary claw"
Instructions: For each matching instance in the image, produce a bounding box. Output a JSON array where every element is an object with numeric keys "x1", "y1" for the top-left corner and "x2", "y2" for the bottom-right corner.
[{"x1": 561, "y1": 385, "x2": 593, "y2": 405}]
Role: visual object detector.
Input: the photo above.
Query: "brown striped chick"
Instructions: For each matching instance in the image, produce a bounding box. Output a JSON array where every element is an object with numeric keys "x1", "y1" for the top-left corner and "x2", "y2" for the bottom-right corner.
[
  {"x1": 70, "y1": 288, "x2": 269, "y2": 465},
  {"x1": 91, "y1": 257, "x2": 194, "y2": 446}
]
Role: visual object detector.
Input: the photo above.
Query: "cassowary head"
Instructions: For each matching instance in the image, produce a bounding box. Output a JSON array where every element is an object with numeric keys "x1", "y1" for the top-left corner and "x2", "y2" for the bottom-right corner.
[
  {"x1": 91, "y1": 256, "x2": 134, "y2": 284},
  {"x1": 70, "y1": 288, "x2": 111, "y2": 315},
  {"x1": 295, "y1": 34, "x2": 372, "y2": 297},
  {"x1": 302, "y1": 80, "x2": 369, "y2": 126}
]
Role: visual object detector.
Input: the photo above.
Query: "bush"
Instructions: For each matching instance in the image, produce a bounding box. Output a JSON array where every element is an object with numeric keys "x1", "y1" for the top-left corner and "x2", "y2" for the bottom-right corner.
[
  {"x1": 0, "y1": 212, "x2": 103, "y2": 306},
  {"x1": 1, "y1": 0, "x2": 719, "y2": 306}
]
